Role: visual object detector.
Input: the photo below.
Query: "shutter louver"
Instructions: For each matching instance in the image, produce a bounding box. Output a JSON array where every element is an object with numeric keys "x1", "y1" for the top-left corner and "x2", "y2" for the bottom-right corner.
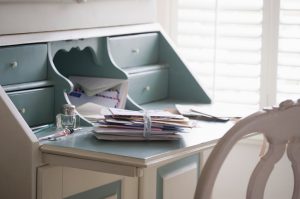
[
  {"x1": 176, "y1": 0, "x2": 263, "y2": 109},
  {"x1": 277, "y1": 0, "x2": 300, "y2": 102}
]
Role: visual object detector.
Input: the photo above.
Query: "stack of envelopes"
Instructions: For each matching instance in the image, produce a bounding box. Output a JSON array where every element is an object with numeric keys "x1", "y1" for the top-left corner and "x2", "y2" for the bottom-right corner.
[{"x1": 93, "y1": 108, "x2": 192, "y2": 141}]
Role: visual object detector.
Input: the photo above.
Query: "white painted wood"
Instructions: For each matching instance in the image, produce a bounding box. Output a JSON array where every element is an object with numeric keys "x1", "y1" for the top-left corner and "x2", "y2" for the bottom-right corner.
[
  {"x1": 37, "y1": 166, "x2": 63, "y2": 199},
  {"x1": 194, "y1": 99, "x2": 300, "y2": 199},
  {"x1": 121, "y1": 176, "x2": 139, "y2": 199},
  {"x1": 62, "y1": 167, "x2": 122, "y2": 197},
  {"x1": 138, "y1": 165, "x2": 157, "y2": 199},
  {"x1": 0, "y1": 0, "x2": 156, "y2": 35},
  {"x1": 0, "y1": 86, "x2": 41, "y2": 199},
  {"x1": 37, "y1": 166, "x2": 138, "y2": 199},
  {"x1": 287, "y1": 137, "x2": 300, "y2": 199},
  {"x1": 260, "y1": 0, "x2": 281, "y2": 107},
  {"x1": 163, "y1": 164, "x2": 198, "y2": 199},
  {"x1": 42, "y1": 153, "x2": 139, "y2": 177},
  {"x1": 247, "y1": 142, "x2": 286, "y2": 198},
  {"x1": 0, "y1": 23, "x2": 162, "y2": 47},
  {"x1": 207, "y1": 138, "x2": 293, "y2": 199},
  {"x1": 138, "y1": 154, "x2": 201, "y2": 199}
]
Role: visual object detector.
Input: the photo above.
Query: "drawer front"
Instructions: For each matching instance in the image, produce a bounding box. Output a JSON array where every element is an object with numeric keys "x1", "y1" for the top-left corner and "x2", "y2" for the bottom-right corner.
[
  {"x1": 128, "y1": 69, "x2": 168, "y2": 105},
  {"x1": 0, "y1": 44, "x2": 47, "y2": 86},
  {"x1": 108, "y1": 33, "x2": 159, "y2": 68},
  {"x1": 8, "y1": 87, "x2": 54, "y2": 127}
]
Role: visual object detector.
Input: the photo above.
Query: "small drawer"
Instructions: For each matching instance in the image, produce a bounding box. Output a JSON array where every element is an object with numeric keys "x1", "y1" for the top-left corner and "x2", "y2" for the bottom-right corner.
[
  {"x1": 0, "y1": 44, "x2": 47, "y2": 86},
  {"x1": 128, "y1": 69, "x2": 168, "y2": 105},
  {"x1": 8, "y1": 87, "x2": 54, "y2": 127},
  {"x1": 108, "y1": 33, "x2": 159, "y2": 68}
]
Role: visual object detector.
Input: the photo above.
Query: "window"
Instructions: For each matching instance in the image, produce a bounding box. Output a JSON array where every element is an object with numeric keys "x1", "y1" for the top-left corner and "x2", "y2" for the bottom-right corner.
[
  {"x1": 158, "y1": 0, "x2": 300, "y2": 108},
  {"x1": 277, "y1": 0, "x2": 300, "y2": 102}
]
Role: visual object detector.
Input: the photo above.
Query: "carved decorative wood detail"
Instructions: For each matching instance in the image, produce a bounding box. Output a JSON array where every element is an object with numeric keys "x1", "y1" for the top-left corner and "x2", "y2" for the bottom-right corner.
[{"x1": 194, "y1": 99, "x2": 300, "y2": 199}]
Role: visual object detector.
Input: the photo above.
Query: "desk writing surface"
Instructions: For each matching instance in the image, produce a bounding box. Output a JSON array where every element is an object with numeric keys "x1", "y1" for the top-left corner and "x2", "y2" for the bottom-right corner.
[{"x1": 39, "y1": 121, "x2": 233, "y2": 166}]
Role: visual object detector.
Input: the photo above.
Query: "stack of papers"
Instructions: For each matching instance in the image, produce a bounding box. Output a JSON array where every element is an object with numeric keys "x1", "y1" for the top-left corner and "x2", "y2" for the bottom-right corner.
[
  {"x1": 67, "y1": 76, "x2": 128, "y2": 121},
  {"x1": 93, "y1": 108, "x2": 191, "y2": 141},
  {"x1": 69, "y1": 76, "x2": 127, "y2": 97}
]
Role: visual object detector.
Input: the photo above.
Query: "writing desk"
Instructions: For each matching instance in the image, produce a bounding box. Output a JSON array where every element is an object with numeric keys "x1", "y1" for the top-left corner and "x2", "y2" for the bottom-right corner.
[
  {"x1": 0, "y1": 22, "x2": 232, "y2": 198},
  {"x1": 36, "y1": 121, "x2": 233, "y2": 199}
]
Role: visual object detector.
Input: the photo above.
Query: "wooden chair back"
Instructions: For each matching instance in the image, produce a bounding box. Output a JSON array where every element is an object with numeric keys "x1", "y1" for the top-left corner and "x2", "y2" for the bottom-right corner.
[{"x1": 194, "y1": 99, "x2": 300, "y2": 199}]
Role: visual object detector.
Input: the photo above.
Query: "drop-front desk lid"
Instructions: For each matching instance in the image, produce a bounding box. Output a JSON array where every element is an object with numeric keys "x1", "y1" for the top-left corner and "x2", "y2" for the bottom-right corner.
[{"x1": 39, "y1": 121, "x2": 234, "y2": 177}]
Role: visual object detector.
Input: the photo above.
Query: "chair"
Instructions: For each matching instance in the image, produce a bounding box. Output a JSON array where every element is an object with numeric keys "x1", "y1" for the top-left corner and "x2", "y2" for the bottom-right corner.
[{"x1": 194, "y1": 99, "x2": 300, "y2": 199}]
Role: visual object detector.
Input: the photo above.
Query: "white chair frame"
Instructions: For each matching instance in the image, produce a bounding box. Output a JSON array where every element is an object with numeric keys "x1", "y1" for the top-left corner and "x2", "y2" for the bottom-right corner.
[{"x1": 194, "y1": 99, "x2": 300, "y2": 199}]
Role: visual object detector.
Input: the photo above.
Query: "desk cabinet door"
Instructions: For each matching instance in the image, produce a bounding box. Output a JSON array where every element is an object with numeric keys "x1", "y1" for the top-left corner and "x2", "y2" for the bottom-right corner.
[
  {"x1": 37, "y1": 167, "x2": 138, "y2": 199},
  {"x1": 156, "y1": 155, "x2": 200, "y2": 199},
  {"x1": 64, "y1": 181, "x2": 121, "y2": 199}
]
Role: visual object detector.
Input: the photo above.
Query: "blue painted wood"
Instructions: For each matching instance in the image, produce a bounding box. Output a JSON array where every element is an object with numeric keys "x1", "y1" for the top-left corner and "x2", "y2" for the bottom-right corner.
[
  {"x1": 158, "y1": 32, "x2": 211, "y2": 103},
  {"x1": 0, "y1": 44, "x2": 47, "y2": 86},
  {"x1": 7, "y1": 87, "x2": 55, "y2": 127},
  {"x1": 108, "y1": 33, "x2": 159, "y2": 68},
  {"x1": 156, "y1": 154, "x2": 200, "y2": 199},
  {"x1": 64, "y1": 180, "x2": 121, "y2": 199},
  {"x1": 107, "y1": 31, "x2": 210, "y2": 110},
  {"x1": 3, "y1": 81, "x2": 54, "y2": 92},
  {"x1": 50, "y1": 40, "x2": 127, "y2": 127},
  {"x1": 40, "y1": 120, "x2": 234, "y2": 160},
  {"x1": 52, "y1": 38, "x2": 127, "y2": 80},
  {"x1": 128, "y1": 68, "x2": 168, "y2": 105}
]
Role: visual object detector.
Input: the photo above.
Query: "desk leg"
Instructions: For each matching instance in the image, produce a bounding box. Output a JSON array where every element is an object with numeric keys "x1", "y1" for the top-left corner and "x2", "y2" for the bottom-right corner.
[{"x1": 37, "y1": 166, "x2": 63, "y2": 199}]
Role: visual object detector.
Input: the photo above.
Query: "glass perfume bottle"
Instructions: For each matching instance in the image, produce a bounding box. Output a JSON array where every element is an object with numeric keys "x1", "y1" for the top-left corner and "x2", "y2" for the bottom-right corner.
[{"x1": 56, "y1": 104, "x2": 78, "y2": 129}]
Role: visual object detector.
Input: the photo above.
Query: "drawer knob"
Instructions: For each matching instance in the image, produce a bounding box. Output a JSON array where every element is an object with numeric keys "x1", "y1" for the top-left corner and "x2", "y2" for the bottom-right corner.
[
  {"x1": 19, "y1": 108, "x2": 26, "y2": 114},
  {"x1": 144, "y1": 86, "x2": 151, "y2": 91},
  {"x1": 10, "y1": 61, "x2": 18, "y2": 69},
  {"x1": 132, "y1": 48, "x2": 140, "y2": 54}
]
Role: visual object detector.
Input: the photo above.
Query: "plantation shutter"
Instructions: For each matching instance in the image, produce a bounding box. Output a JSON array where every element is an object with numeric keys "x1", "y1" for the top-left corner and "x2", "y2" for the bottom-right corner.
[
  {"x1": 175, "y1": 0, "x2": 263, "y2": 109},
  {"x1": 277, "y1": 0, "x2": 300, "y2": 102}
]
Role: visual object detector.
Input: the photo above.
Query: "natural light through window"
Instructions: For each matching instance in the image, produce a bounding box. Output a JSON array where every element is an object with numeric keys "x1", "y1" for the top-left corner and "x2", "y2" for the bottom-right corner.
[
  {"x1": 277, "y1": 0, "x2": 300, "y2": 102},
  {"x1": 175, "y1": 0, "x2": 262, "y2": 109},
  {"x1": 165, "y1": 0, "x2": 300, "y2": 108}
]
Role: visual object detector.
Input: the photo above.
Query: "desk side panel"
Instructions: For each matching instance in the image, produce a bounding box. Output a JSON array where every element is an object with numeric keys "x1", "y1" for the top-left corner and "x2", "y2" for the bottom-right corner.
[{"x1": 0, "y1": 86, "x2": 40, "y2": 199}]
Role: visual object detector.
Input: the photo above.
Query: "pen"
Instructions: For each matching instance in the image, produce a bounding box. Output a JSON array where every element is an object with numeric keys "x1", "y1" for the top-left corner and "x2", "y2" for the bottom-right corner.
[
  {"x1": 32, "y1": 124, "x2": 54, "y2": 134},
  {"x1": 190, "y1": 109, "x2": 230, "y2": 122},
  {"x1": 38, "y1": 128, "x2": 81, "y2": 141}
]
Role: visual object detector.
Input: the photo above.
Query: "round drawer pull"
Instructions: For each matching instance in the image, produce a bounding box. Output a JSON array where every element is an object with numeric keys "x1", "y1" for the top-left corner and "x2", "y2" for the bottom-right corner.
[
  {"x1": 132, "y1": 48, "x2": 140, "y2": 54},
  {"x1": 10, "y1": 61, "x2": 18, "y2": 69},
  {"x1": 19, "y1": 108, "x2": 26, "y2": 114},
  {"x1": 144, "y1": 86, "x2": 151, "y2": 91}
]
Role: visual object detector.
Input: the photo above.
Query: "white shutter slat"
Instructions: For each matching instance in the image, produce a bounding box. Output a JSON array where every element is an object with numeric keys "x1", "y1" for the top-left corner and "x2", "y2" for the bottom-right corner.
[
  {"x1": 176, "y1": 0, "x2": 262, "y2": 108},
  {"x1": 178, "y1": 9, "x2": 215, "y2": 22},
  {"x1": 281, "y1": 0, "x2": 300, "y2": 11},
  {"x1": 218, "y1": 0, "x2": 262, "y2": 10},
  {"x1": 178, "y1": 0, "x2": 215, "y2": 9},
  {"x1": 279, "y1": 38, "x2": 300, "y2": 52},
  {"x1": 218, "y1": 24, "x2": 262, "y2": 37},
  {"x1": 280, "y1": 10, "x2": 300, "y2": 24},
  {"x1": 277, "y1": 0, "x2": 300, "y2": 102},
  {"x1": 177, "y1": 35, "x2": 215, "y2": 48},
  {"x1": 218, "y1": 11, "x2": 262, "y2": 24},
  {"x1": 278, "y1": 52, "x2": 300, "y2": 66},
  {"x1": 279, "y1": 25, "x2": 300, "y2": 38}
]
